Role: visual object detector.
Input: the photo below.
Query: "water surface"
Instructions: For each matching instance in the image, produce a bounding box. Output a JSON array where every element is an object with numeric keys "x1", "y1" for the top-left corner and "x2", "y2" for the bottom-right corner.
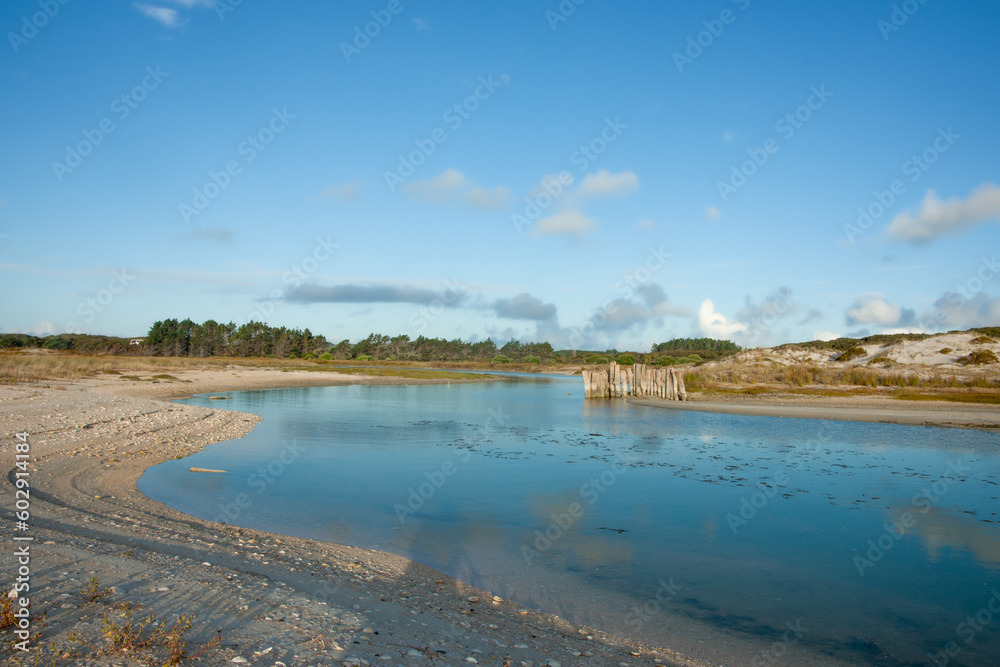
[{"x1": 140, "y1": 375, "x2": 1000, "y2": 666}]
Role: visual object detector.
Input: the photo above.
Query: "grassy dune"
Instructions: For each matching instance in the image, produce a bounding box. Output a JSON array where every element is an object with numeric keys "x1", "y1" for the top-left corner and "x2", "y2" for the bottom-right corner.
[{"x1": 0, "y1": 351, "x2": 494, "y2": 384}]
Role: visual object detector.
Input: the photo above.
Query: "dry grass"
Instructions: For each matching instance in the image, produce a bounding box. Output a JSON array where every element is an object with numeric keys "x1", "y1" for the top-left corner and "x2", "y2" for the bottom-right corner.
[
  {"x1": 0, "y1": 351, "x2": 494, "y2": 385},
  {"x1": 684, "y1": 357, "x2": 1000, "y2": 398}
]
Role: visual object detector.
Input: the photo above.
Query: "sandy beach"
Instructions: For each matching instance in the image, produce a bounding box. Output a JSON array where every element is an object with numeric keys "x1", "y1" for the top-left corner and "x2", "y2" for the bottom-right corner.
[
  {"x1": 1, "y1": 369, "x2": 718, "y2": 667},
  {"x1": 2, "y1": 367, "x2": 994, "y2": 666},
  {"x1": 630, "y1": 393, "x2": 1000, "y2": 431}
]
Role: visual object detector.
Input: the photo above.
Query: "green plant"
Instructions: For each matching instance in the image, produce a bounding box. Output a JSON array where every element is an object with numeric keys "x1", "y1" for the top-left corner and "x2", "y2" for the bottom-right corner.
[
  {"x1": 491, "y1": 354, "x2": 511, "y2": 364},
  {"x1": 958, "y1": 350, "x2": 999, "y2": 366},
  {"x1": 81, "y1": 576, "x2": 112, "y2": 604},
  {"x1": 970, "y1": 336, "x2": 995, "y2": 344},
  {"x1": 837, "y1": 346, "x2": 867, "y2": 362},
  {"x1": 584, "y1": 354, "x2": 609, "y2": 364},
  {"x1": 939, "y1": 348, "x2": 952, "y2": 354},
  {"x1": 523, "y1": 355, "x2": 541, "y2": 363},
  {"x1": 356, "y1": 354, "x2": 373, "y2": 361},
  {"x1": 319, "y1": 352, "x2": 332, "y2": 360},
  {"x1": 615, "y1": 353, "x2": 636, "y2": 365},
  {"x1": 655, "y1": 356, "x2": 676, "y2": 366}
]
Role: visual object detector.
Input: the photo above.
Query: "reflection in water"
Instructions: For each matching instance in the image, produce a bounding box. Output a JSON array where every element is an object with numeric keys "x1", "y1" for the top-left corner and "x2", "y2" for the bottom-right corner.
[
  {"x1": 892, "y1": 505, "x2": 1000, "y2": 565},
  {"x1": 140, "y1": 377, "x2": 1000, "y2": 667}
]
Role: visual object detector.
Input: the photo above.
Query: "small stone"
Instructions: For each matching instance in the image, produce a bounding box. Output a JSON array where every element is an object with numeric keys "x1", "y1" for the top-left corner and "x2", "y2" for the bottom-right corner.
[
  {"x1": 407, "y1": 649, "x2": 422, "y2": 657},
  {"x1": 362, "y1": 626, "x2": 376, "y2": 633},
  {"x1": 230, "y1": 658, "x2": 248, "y2": 664},
  {"x1": 468, "y1": 596, "x2": 480, "y2": 603},
  {"x1": 464, "y1": 658, "x2": 478, "y2": 664}
]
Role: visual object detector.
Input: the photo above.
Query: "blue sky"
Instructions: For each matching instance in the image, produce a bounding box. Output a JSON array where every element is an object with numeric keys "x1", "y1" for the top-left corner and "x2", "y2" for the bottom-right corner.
[{"x1": 2, "y1": 0, "x2": 998, "y2": 351}]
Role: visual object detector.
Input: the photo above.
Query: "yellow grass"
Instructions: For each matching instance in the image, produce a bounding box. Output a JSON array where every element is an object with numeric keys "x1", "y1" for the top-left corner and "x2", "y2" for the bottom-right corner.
[
  {"x1": 683, "y1": 358, "x2": 1000, "y2": 398},
  {"x1": 0, "y1": 351, "x2": 491, "y2": 385}
]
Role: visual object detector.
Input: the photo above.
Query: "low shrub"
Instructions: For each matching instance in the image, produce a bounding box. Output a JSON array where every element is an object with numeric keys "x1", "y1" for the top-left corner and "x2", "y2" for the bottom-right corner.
[
  {"x1": 958, "y1": 350, "x2": 999, "y2": 366},
  {"x1": 837, "y1": 346, "x2": 867, "y2": 362}
]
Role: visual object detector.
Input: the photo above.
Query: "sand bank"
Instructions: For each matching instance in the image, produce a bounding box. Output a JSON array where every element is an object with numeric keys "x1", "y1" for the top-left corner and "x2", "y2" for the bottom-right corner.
[
  {"x1": 1, "y1": 370, "x2": 720, "y2": 667},
  {"x1": 629, "y1": 393, "x2": 1000, "y2": 431}
]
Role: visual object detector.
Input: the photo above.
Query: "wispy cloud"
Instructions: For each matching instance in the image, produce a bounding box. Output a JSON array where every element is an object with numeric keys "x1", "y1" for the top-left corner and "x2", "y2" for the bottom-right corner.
[
  {"x1": 530, "y1": 209, "x2": 597, "y2": 238},
  {"x1": 401, "y1": 169, "x2": 508, "y2": 209},
  {"x1": 179, "y1": 228, "x2": 234, "y2": 243},
  {"x1": 284, "y1": 283, "x2": 454, "y2": 305},
  {"x1": 493, "y1": 293, "x2": 557, "y2": 321},
  {"x1": 525, "y1": 169, "x2": 639, "y2": 238},
  {"x1": 135, "y1": 4, "x2": 183, "y2": 28},
  {"x1": 135, "y1": 0, "x2": 214, "y2": 28},
  {"x1": 888, "y1": 182, "x2": 1000, "y2": 243},
  {"x1": 321, "y1": 179, "x2": 362, "y2": 203},
  {"x1": 705, "y1": 205, "x2": 721, "y2": 220},
  {"x1": 573, "y1": 169, "x2": 638, "y2": 201}
]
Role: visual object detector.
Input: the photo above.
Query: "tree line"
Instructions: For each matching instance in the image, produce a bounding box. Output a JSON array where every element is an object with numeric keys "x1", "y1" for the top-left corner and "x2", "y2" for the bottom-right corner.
[{"x1": 2, "y1": 321, "x2": 740, "y2": 364}]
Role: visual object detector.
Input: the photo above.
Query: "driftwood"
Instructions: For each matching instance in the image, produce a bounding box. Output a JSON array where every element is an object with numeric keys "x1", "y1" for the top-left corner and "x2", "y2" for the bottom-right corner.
[{"x1": 582, "y1": 362, "x2": 686, "y2": 400}]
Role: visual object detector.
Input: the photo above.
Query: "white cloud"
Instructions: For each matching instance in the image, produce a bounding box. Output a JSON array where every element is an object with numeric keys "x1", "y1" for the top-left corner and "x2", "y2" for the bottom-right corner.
[
  {"x1": 30, "y1": 321, "x2": 58, "y2": 336},
  {"x1": 845, "y1": 296, "x2": 915, "y2": 327},
  {"x1": 636, "y1": 218, "x2": 655, "y2": 230},
  {"x1": 401, "y1": 169, "x2": 467, "y2": 203},
  {"x1": 135, "y1": 4, "x2": 183, "y2": 28},
  {"x1": 888, "y1": 183, "x2": 1000, "y2": 243},
  {"x1": 705, "y1": 206, "x2": 721, "y2": 220},
  {"x1": 413, "y1": 18, "x2": 430, "y2": 30},
  {"x1": 465, "y1": 185, "x2": 509, "y2": 210},
  {"x1": 400, "y1": 169, "x2": 507, "y2": 209},
  {"x1": 322, "y1": 180, "x2": 362, "y2": 203},
  {"x1": 530, "y1": 210, "x2": 597, "y2": 238},
  {"x1": 813, "y1": 331, "x2": 841, "y2": 341},
  {"x1": 697, "y1": 299, "x2": 746, "y2": 337},
  {"x1": 574, "y1": 170, "x2": 638, "y2": 200},
  {"x1": 931, "y1": 292, "x2": 1000, "y2": 330}
]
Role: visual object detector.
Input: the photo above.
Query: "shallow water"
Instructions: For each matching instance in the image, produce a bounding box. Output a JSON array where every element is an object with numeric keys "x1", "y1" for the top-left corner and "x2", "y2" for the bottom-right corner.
[{"x1": 140, "y1": 375, "x2": 1000, "y2": 666}]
